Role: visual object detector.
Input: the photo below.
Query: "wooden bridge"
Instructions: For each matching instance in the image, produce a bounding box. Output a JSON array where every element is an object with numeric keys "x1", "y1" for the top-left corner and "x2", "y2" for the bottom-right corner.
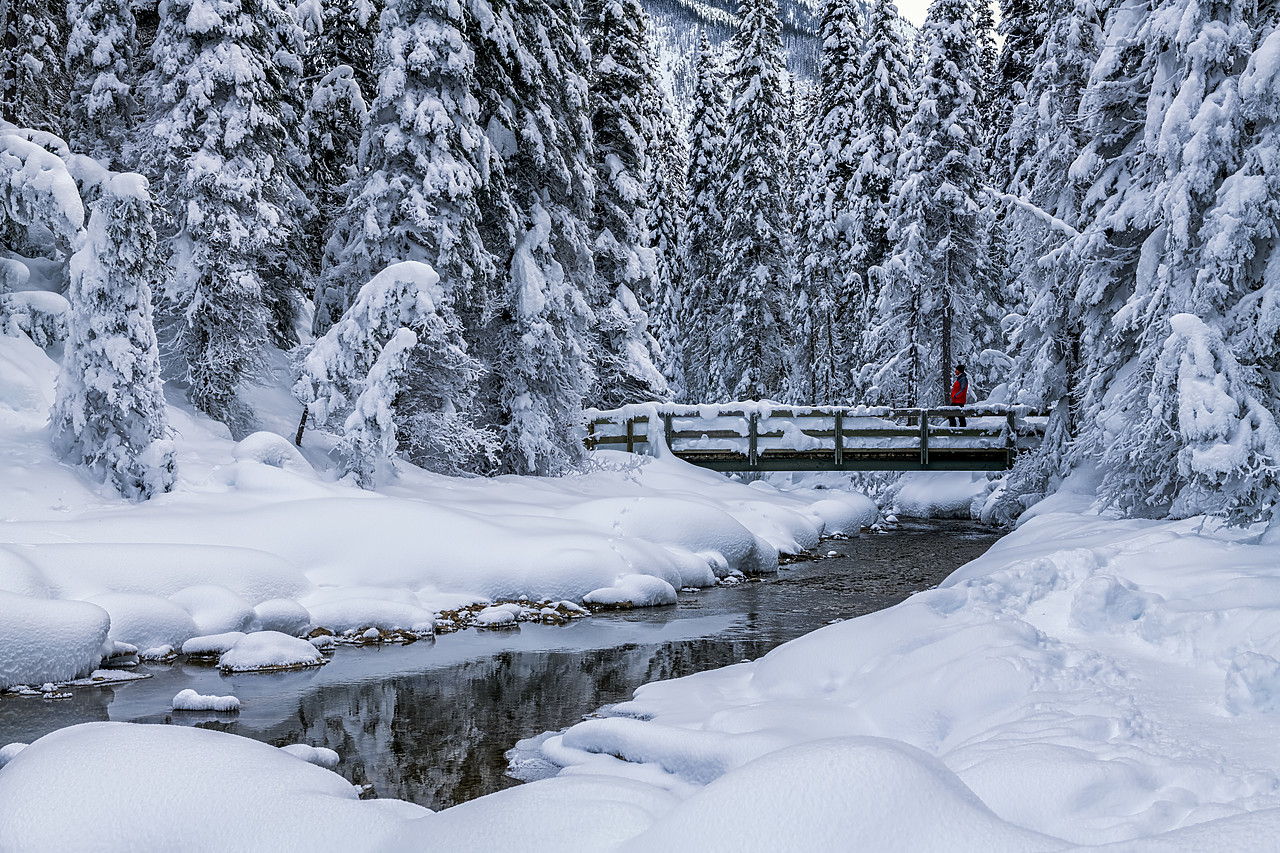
[{"x1": 585, "y1": 405, "x2": 1046, "y2": 472}]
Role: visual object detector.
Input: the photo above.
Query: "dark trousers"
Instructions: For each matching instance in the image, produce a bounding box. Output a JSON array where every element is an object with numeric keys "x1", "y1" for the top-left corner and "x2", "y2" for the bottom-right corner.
[{"x1": 948, "y1": 414, "x2": 966, "y2": 427}]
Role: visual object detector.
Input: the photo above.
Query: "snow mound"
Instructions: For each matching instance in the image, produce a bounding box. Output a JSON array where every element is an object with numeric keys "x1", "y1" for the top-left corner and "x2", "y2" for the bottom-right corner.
[
  {"x1": 0, "y1": 723, "x2": 423, "y2": 851},
  {"x1": 474, "y1": 603, "x2": 521, "y2": 627},
  {"x1": 0, "y1": 743, "x2": 26, "y2": 769},
  {"x1": 584, "y1": 574, "x2": 678, "y2": 608},
  {"x1": 218, "y1": 631, "x2": 326, "y2": 672},
  {"x1": 305, "y1": 598, "x2": 435, "y2": 635},
  {"x1": 180, "y1": 632, "x2": 246, "y2": 657},
  {"x1": 892, "y1": 472, "x2": 990, "y2": 518},
  {"x1": 27, "y1": 543, "x2": 311, "y2": 603},
  {"x1": 168, "y1": 585, "x2": 255, "y2": 635},
  {"x1": 280, "y1": 744, "x2": 340, "y2": 769},
  {"x1": 85, "y1": 592, "x2": 198, "y2": 652},
  {"x1": 172, "y1": 689, "x2": 240, "y2": 712},
  {"x1": 806, "y1": 494, "x2": 878, "y2": 534},
  {"x1": 618, "y1": 738, "x2": 1056, "y2": 852},
  {"x1": 231, "y1": 432, "x2": 316, "y2": 478},
  {"x1": 0, "y1": 547, "x2": 49, "y2": 597},
  {"x1": 0, "y1": 591, "x2": 110, "y2": 689},
  {"x1": 562, "y1": 497, "x2": 774, "y2": 577},
  {"x1": 250, "y1": 598, "x2": 312, "y2": 635}
]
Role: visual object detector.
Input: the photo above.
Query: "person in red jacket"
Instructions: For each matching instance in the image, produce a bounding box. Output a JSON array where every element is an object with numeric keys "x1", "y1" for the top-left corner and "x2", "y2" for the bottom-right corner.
[{"x1": 949, "y1": 364, "x2": 968, "y2": 427}]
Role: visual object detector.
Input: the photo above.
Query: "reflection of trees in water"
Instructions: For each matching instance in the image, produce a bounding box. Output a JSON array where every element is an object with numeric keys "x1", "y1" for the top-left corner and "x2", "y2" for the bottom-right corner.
[{"x1": 245, "y1": 639, "x2": 771, "y2": 809}]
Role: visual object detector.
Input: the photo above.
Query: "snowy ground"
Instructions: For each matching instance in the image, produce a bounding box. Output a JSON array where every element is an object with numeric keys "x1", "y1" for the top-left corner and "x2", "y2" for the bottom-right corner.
[
  {"x1": 0, "y1": 331, "x2": 876, "y2": 689},
  {"x1": 7, "y1": 327, "x2": 1280, "y2": 849},
  {"x1": 6, "y1": 481, "x2": 1280, "y2": 850}
]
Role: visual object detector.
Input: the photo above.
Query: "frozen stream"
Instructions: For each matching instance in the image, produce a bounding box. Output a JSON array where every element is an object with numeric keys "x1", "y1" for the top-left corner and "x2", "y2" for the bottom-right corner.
[{"x1": 0, "y1": 519, "x2": 1000, "y2": 810}]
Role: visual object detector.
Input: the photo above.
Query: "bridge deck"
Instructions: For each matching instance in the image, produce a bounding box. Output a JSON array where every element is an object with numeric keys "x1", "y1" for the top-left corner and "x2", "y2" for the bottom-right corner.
[{"x1": 585, "y1": 404, "x2": 1046, "y2": 472}]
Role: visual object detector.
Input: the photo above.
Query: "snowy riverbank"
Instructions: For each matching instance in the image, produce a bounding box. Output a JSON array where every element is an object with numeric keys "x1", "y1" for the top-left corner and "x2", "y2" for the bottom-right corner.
[
  {"x1": 5, "y1": 489, "x2": 1280, "y2": 850},
  {"x1": 0, "y1": 331, "x2": 876, "y2": 688}
]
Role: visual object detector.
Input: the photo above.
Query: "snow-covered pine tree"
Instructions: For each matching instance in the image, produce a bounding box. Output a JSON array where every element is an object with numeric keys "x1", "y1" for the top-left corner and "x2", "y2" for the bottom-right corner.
[
  {"x1": 863, "y1": 0, "x2": 997, "y2": 406},
  {"x1": 464, "y1": 0, "x2": 597, "y2": 474},
  {"x1": 992, "y1": 0, "x2": 1103, "y2": 521},
  {"x1": 141, "y1": 0, "x2": 307, "y2": 428},
  {"x1": 988, "y1": 0, "x2": 1047, "y2": 192},
  {"x1": 64, "y1": 0, "x2": 135, "y2": 166},
  {"x1": 296, "y1": 260, "x2": 488, "y2": 484},
  {"x1": 308, "y1": 0, "x2": 381, "y2": 101},
  {"x1": 971, "y1": 0, "x2": 999, "y2": 134},
  {"x1": 845, "y1": 0, "x2": 912, "y2": 397},
  {"x1": 317, "y1": 0, "x2": 491, "y2": 327},
  {"x1": 647, "y1": 71, "x2": 688, "y2": 400},
  {"x1": 713, "y1": 0, "x2": 791, "y2": 401},
  {"x1": 51, "y1": 173, "x2": 175, "y2": 499},
  {"x1": 1, "y1": 0, "x2": 69, "y2": 134},
  {"x1": 301, "y1": 66, "x2": 366, "y2": 331},
  {"x1": 583, "y1": 0, "x2": 667, "y2": 407},
  {"x1": 1087, "y1": 0, "x2": 1280, "y2": 522},
  {"x1": 789, "y1": 0, "x2": 862, "y2": 404},
  {"x1": 680, "y1": 31, "x2": 729, "y2": 403}
]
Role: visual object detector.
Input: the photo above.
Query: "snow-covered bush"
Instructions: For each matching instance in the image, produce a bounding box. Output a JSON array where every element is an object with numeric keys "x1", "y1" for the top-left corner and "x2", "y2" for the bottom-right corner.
[
  {"x1": 0, "y1": 291, "x2": 69, "y2": 346},
  {"x1": 295, "y1": 261, "x2": 490, "y2": 484},
  {"x1": 50, "y1": 174, "x2": 175, "y2": 500},
  {"x1": 0, "y1": 127, "x2": 85, "y2": 255}
]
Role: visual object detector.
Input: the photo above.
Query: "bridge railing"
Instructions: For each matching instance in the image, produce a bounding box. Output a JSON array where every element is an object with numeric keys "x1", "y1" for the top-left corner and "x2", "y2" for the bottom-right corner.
[{"x1": 584, "y1": 404, "x2": 1047, "y2": 471}]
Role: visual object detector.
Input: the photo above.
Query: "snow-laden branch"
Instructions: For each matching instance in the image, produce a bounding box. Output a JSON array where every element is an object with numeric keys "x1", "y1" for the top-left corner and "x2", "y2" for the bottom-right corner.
[{"x1": 989, "y1": 189, "x2": 1082, "y2": 239}]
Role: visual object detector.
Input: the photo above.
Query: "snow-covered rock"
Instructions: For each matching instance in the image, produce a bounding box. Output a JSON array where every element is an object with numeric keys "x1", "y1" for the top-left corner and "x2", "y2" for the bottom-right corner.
[
  {"x1": 0, "y1": 591, "x2": 110, "y2": 689},
  {"x1": 85, "y1": 592, "x2": 198, "y2": 652},
  {"x1": 280, "y1": 744, "x2": 339, "y2": 769},
  {"x1": 218, "y1": 631, "x2": 326, "y2": 672},
  {"x1": 172, "y1": 689, "x2": 240, "y2": 712},
  {"x1": 168, "y1": 585, "x2": 255, "y2": 635},
  {"x1": 584, "y1": 574, "x2": 678, "y2": 609}
]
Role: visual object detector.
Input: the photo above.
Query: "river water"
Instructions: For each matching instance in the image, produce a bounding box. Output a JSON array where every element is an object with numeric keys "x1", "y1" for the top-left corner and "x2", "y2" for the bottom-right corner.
[{"x1": 0, "y1": 519, "x2": 1000, "y2": 810}]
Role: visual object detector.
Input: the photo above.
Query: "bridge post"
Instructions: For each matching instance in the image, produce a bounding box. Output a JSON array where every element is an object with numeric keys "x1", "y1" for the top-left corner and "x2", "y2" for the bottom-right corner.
[
  {"x1": 663, "y1": 413, "x2": 674, "y2": 450},
  {"x1": 1006, "y1": 410, "x2": 1016, "y2": 468},
  {"x1": 834, "y1": 410, "x2": 843, "y2": 467},
  {"x1": 587, "y1": 420, "x2": 596, "y2": 451},
  {"x1": 626, "y1": 418, "x2": 635, "y2": 454},
  {"x1": 919, "y1": 411, "x2": 929, "y2": 468},
  {"x1": 748, "y1": 413, "x2": 759, "y2": 468}
]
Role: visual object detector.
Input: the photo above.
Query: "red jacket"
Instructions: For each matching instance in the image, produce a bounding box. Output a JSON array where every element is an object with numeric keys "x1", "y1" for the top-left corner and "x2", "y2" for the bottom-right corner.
[{"x1": 951, "y1": 374, "x2": 968, "y2": 405}]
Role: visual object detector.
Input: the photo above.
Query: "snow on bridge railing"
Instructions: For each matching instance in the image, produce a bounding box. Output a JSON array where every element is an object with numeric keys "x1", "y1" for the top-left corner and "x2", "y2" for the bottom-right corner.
[{"x1": 583, "y1": 402, "x2": 1048, "y2": 472}]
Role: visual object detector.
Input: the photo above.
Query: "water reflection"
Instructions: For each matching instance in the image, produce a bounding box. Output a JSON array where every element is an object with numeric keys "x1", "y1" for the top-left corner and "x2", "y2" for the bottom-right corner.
[{"x1": 0, "y1": 519, "x2": 999, "y2": 810}]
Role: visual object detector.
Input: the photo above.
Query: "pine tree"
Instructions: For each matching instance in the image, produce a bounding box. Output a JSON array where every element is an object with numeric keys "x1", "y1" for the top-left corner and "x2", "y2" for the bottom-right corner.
[
  {"x1": 141, "y1": 0, "x2": 306, "y2": 429},
  {"x1": 864, "y1": 0, "x2": 997, "y2": 406},
  {"x1": 647, "y1": 72, "x2": 688, "y2": 399},
  {"x1": 1086, "y1": 0, "x2": 1280, "y2": 521},
  {"x1": 296, "y1": 261, "x2": 488, "y2": 484},
  {"x1": 318, "y1": 0, "x2": 492, "y2": 326},
  {"x1": 846, "y1": 0, "x2": 912, "y2": 391},
  {"x1": 714, "y1": 0, "x2": 791, "y2": 400},
  {"x1": 51, "y1": 174, "x2": 176, "y2": 499},
  {"x1": 1, "y1": 0, "x2": 69, "y2": 134},
  {"x1": 680, "y1": 31, "x2": 729, "y2": 403},
  {"x1": 301, "y1": 66, "x2": 366, "y2": 332},
  {"x1": 989, "y1": 0, "x2": 1047, "y2": 192},
  {"x1": 790, "y1": 0, "x2": 862, "y2": 404},
  {"x1": 64, "y1": 0, "x2": 136, "y2": 165},
  {"x1": 466, "y1": 0, "x2": 597, "y2": 474},
  {"x1": 583, "y1": 0, "x2": 666, "y2": 407}
]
